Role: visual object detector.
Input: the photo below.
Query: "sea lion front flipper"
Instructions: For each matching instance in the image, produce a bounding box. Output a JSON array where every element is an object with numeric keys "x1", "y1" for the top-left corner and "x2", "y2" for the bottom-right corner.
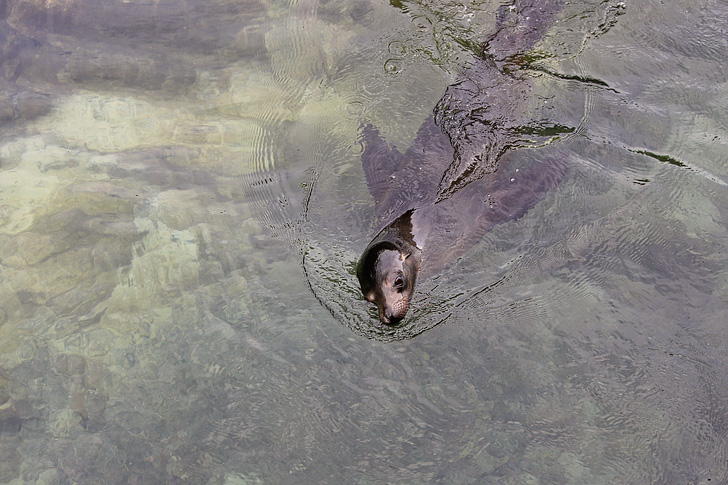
[{"x1": 360, "y1": 123, "x2": 404, "y2": 206}]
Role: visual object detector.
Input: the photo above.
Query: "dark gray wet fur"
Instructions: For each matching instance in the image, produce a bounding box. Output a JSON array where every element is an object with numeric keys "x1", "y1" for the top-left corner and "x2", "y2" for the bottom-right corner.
[{"x1": 357, "y1": 0, "x2": 568, "y2": 325}]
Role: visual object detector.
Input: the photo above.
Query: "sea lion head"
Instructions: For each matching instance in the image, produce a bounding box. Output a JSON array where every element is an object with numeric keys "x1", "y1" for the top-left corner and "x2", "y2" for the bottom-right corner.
[{"x1": 357, "y1": 241, "x2": 418, "y2": 325}]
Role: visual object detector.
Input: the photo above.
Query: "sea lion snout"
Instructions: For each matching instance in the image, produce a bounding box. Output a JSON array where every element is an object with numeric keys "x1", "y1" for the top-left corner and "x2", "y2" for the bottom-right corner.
[{"x1": 381, "y1": 297, "x2": 410, "y2": 325}]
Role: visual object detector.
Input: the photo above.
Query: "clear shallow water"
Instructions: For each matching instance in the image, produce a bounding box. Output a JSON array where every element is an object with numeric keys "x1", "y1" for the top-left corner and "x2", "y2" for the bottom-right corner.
[{"x1": 1, "y1": 0, "x2": 727, "y2": 483}]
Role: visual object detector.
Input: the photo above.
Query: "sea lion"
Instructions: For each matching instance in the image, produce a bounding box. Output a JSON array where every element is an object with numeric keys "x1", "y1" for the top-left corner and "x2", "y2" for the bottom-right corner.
[{"x1": 356, "y1": 0, "x2": 570, "y2": 324}]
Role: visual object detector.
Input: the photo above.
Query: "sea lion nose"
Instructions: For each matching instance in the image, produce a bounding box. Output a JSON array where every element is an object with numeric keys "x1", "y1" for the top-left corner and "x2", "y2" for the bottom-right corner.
[{"x1": 381, "y1": 308, "x2": 401, "y2": 325}]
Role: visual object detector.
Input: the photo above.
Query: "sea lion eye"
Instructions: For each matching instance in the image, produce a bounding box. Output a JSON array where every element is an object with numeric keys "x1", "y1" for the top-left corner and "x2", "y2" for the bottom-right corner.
[{"x1": 394, "y1": 275, "x2": 404, "y2": 289}]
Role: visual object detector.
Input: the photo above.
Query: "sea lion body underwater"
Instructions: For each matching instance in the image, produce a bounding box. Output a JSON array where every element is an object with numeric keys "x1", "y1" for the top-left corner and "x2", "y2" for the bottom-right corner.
[{"x1": 356, "y1": 0, "x2": 569, "y2": 325}]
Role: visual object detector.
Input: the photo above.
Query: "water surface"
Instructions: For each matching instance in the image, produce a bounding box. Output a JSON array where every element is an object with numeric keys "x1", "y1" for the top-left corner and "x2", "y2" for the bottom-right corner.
[{"x1": 1, "y1": 0, "x2": 727, "y2": 483}]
